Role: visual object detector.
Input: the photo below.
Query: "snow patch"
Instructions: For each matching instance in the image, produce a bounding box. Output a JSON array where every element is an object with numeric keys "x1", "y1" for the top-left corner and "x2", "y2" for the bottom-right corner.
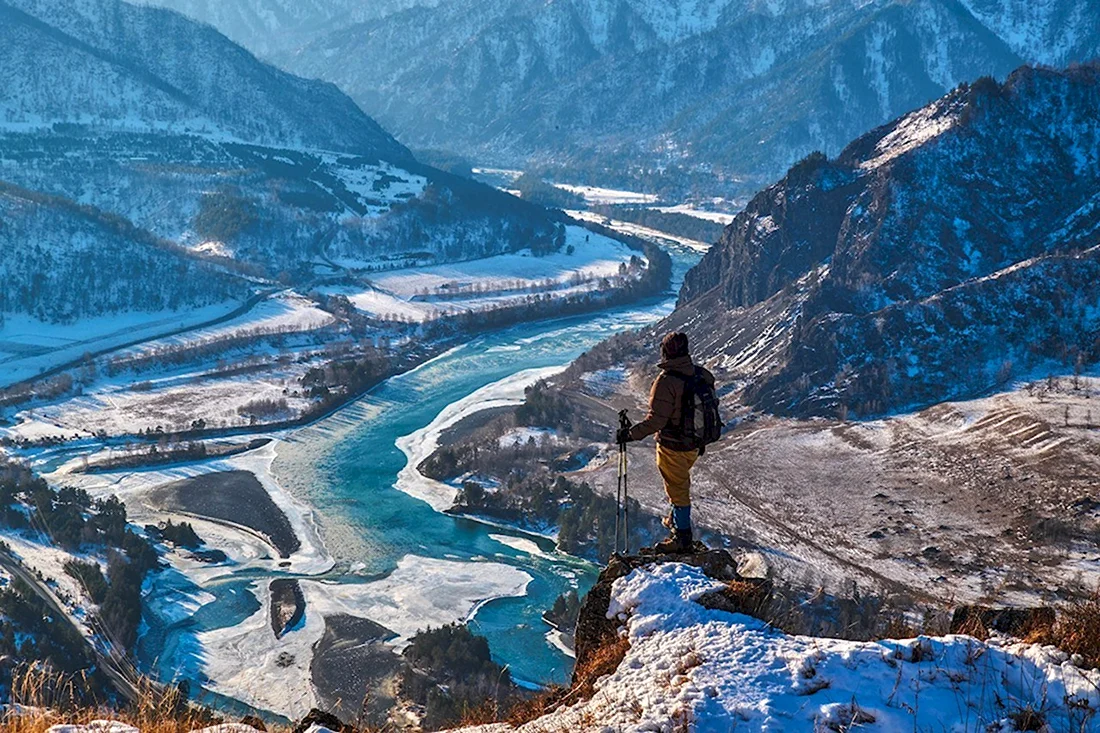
[
  {"x1": 509, "y1": 563, "x2": 1100, "y2": 731},
  {"x1": 394, "y1": 366, "x2": 565, "y2": 511}
]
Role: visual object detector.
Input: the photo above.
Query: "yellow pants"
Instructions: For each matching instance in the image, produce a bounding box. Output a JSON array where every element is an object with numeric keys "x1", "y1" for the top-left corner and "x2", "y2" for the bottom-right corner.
[{"x1": 656, "y1": 443, "x2": 698, "y2": 507}]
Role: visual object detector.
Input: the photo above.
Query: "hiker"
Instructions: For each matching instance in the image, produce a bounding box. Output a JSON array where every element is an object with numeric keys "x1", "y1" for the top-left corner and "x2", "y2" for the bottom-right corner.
[{"x1": 617, "y1": 332, "x2": 717, "y2": 553}]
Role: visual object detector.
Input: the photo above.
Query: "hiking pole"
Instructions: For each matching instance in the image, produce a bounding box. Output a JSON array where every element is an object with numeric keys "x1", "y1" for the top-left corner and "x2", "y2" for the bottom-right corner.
[
  {"x1": 618, "y1": 409, "x2": 631, "y2": 556},
  {"x1": 614, "y1": 434, "x2": 623, "y2": 558}
]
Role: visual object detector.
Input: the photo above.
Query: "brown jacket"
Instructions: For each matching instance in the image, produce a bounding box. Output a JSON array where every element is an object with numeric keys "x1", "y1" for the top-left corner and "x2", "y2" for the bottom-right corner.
[{"x1": 628, "y1": 355, "x2": 715, "y2": 451}]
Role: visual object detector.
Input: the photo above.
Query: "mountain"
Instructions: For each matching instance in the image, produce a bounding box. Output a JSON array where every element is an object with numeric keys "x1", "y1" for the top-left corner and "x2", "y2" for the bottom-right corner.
[
  {"x1": 662, "y1": 64, "x2": 1100, "y2": 416},
  {"x1": 137, "y1": 0, "x2": 444, "y2": 58},
  {"x1": 0, "y1": 0, "x2": 409, "y2": 159},
  {"x1": 960, "y1": 0, "x2": 1100, "y2": 65},
  {"x1": 199, "y1": 0, "x2": 1099, "y2": 198},
  {"x1": 0, "y1": 0, "x2": 562, "y2": 323}
]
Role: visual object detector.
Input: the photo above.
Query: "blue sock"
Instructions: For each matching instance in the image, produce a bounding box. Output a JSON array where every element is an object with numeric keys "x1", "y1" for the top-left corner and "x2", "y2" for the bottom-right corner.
[{"x1": 673, "y1": 505, "x2": 692, "y2": 531}]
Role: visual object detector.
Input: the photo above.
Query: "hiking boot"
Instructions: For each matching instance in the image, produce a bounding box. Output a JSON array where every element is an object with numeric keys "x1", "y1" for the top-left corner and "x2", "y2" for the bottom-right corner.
[{"x1": 654, "y1": 528, "x2": 694, "y2": 554}]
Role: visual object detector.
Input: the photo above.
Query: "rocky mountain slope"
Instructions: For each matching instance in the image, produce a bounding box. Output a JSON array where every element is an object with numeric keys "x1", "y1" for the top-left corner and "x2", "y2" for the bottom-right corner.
[
  {"x1": 166, "y1": 0, "x2": 1100, "y2": 197},
  {"x1": 659, "y1": 64, "x2": 1100, "y2": 417}
]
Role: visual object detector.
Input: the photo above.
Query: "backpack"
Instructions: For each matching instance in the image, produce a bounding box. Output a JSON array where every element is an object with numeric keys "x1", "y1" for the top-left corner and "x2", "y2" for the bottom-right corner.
[{"x1": 668, "y1": 367, "x2": 723, "y2": 455}]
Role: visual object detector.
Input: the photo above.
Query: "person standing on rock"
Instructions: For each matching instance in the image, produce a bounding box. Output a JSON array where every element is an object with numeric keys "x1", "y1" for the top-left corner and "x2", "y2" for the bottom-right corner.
[{"x1": 617, "y1": 331, "x2": 718, "y2": 553}]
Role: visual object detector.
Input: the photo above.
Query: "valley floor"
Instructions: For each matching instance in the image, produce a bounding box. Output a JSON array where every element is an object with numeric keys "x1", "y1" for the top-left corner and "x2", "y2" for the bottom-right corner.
[{"x1": 0, "y1": 227, "x2": 674, "y2": 725}]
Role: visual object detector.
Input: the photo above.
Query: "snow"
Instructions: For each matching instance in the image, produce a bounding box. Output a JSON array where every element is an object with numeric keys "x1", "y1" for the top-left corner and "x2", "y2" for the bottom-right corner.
[
  {"x1": 651, "y1": 205, "x2": 736, "y2": 225},
  {"x1": 861, "y1": 100, "x2": 961, "y2": 170},
  {"x1": 371, "y1": 229, "x2": 634, "y2": 295},
  {"x1": 46, "y1": 723, "x2": 140, "y2": 733},
  {"x1": 545, "y1": 629, "x2": 575, "y2": 659},
  {"x1": 188, "y1": 240, "x2": 234, "y2": 258},
  {"x1": 580, "y1": 368, "x2": 627, "y2": 398},
  {"x1": 314, "y1": 555, "x2": 532, "y2": 648},
  {"x1": 324, "y1": 226, "x2": 641, "y2": 321},
  {"x1": 395, "y1": 366, "x2": 565, "y2": 511},
  {"x1": 320, "y1": 155, "x2": 427, "y2": 207},
  {"x1": 497, "y1": 426, "x2": 556, "y2": 449},
  {"x1": 197, "y1": 556, "x2": 531, "y2": 718},
  {"x1": 121, "y1": 292, "x2": 334, "y2": 356},
  {"x1": 0, "y1": 303, "x2": 241, "y2": 388},
  {"x1": 4, "y1": 366, "x2": 314, "y2": 442},
  {"x1": 552, "y1": 184, "x2": 658, "y2": 206},
  {"x1": 194, "y1": 578, "x2": 317, "y2": 718},
  {"x1": 1, "y1": 531, "x2": 98, "y2": 608},
  {"x1": 494, "y1": 563, "x2": 1100, "y2": 731},
  {"x1": 489, "y1": 533, "x2": 555, "y2": 560},
  {"x1": 565, "y1": 210, "x2": 711, "y2": 251}
]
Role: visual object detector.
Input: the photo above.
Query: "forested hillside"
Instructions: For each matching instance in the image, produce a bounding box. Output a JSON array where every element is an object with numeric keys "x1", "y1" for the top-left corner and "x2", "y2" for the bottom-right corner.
[
  {"x1": 0, "y1": 0, "x2": 566, "y2": 325},
  {"x1": 0, "y1": 184, "x2": 245, "y2": 323}
]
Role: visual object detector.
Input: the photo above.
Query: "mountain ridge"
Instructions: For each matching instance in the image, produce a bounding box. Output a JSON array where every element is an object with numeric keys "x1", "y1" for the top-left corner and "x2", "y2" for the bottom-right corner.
[
  {"x1": 159, "y1": 0, "x2": 1098, "y2": 197},
  {"x1": 0, "y1": 0, "x2": 411, "y2": 160}
]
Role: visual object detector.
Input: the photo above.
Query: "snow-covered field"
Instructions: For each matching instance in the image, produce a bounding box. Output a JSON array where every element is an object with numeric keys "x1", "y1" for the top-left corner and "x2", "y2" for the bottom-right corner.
[
  {"x1": 118, "y1": 292, "x2": 334, "y2": 357},
  {"x1": 3, "y1": 364, "x2": 314, "y2": 443},
  {"x1": 0, "y1": 303, "x2": 242, "y2": 388},
  {"x1": 325, "y1": 226, "x2": 642, "y2": 322},
  {"x1": 464, "y1": 563, "x2": 1099, "y2": 732},
  {"x1": 651, "y1": 204, "x2": 737, "y2": 225},
  {"x1": 552, "y1": 183, "x2": 658, "y2": 206},
  {"x1": 566, "y1": 209, "x2": 711, "y2": 251},
  {"x1": 395, "y1": 366, "x2": 565, "y2": 511}
]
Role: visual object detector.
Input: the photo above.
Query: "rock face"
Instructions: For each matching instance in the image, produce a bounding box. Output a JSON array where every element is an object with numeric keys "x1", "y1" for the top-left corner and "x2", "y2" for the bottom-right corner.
[{"x1": 670, "y1": 65, "x2": 1100, "y2": 417}]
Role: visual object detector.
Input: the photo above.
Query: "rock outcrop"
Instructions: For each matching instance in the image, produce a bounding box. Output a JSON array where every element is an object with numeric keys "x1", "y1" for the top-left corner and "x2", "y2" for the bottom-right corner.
[
  {"x1": 573, "y1": 548, "x2": 769, "y2": 679},
  {"x1": 669, "y1": 65, "x2": 1100, "y2": 417}
]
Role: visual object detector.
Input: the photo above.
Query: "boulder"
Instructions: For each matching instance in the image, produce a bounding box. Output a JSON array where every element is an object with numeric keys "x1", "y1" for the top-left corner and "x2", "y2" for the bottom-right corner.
[{"x1": 950, "y1": 605, "x2": 1056, "y2": 639}]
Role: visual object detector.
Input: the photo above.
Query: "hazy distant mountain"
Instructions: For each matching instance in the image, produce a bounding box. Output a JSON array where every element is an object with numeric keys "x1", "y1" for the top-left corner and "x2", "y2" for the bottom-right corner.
[
  {"x1": 664, "y1": 65, "x2": 1100, "y2": 416},
  {"x1": 138, "y1": 0, "x2": 445, "y2": 57},
  {"x1": 0, "y1": 0, "x2": 410, "y2": 159},
  {"x1": 222, "y1": 0, "x2": 1096, "y2": 197}
]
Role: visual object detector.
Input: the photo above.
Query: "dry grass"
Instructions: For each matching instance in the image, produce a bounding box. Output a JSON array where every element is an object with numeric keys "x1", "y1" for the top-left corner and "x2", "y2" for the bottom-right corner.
[
  {"x1": 2, "y1": 666, "x2": 286, "y2": 733},
  {"x1": 505, "y1": 636, "x2": 631, "y2": 728},
  {"x1": 1042, "y1": 590, "x2": 1100, "y2": 669},
  {"x1": 458, "y1": 700, "x2": 507, "y2": 728}
]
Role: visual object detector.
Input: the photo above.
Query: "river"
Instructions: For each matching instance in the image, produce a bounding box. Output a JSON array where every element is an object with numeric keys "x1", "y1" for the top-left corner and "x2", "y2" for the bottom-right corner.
[{"x1": 135, "y1": 239, "x2": 702, "y2": 710}]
